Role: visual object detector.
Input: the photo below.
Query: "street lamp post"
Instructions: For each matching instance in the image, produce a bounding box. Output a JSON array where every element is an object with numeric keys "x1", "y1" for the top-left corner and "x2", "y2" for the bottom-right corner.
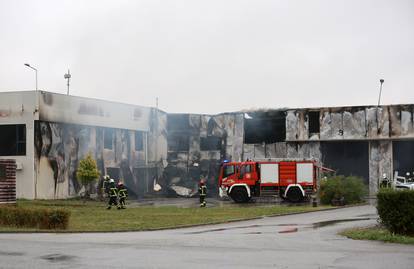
[
  {"x1": 377, "y1": 79, "x2": 385, "y2": 107},
  {"x1": 24, "y1": 63, "x2": 38, "y2": 91},
  {"x1": 376, "y1": 79, "x2": 385, "y2": 134}
]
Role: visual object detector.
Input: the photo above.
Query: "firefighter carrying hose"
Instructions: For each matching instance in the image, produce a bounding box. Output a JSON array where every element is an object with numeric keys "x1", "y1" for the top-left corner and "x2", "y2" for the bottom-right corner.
[
  {"x1": 107, "y1": 179, "x2": 118, "y2": 210},
  {"x1": 199, "y1": 179, "x2": 207, "y2": 207},
  {"x1": 117, "y1": 181, "x2": 128, "y2": 210}
]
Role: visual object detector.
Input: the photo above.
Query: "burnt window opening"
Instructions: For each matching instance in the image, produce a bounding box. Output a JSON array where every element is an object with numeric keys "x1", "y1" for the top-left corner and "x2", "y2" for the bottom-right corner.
[
  {"x1": 104, "y1": 128, "x2": 114, "y2": 150},
  {"x1": 244, "y1": 111, "x2": 286, "y2": 144},
  {"x1": 167, "y1": 114, "x2": 190, "y2": 131},
  {"x1": 168, "y1": 134, "x2": 189, "y2": 152},
  {"x1": 200, "y1": 136, "x2": 222, "y2": 151},
  {"x1": 0, "y1": 124, "x2": 26, "y2": 156},
  {"x1": 135, "y1": 131, "x2": 144, "y2": 151},
  {"x1": 393, "y1": 141, "x2": 414, "y2": 178},
  {"x1": 308, "y1": 111, "x2": 320, "y2": 135},
  {"x1": 106, "y1": 167, "x2": 120, "y2": 181},
  {"x1": 321, "y1": 141, "x2": 369, "y2": 184}
]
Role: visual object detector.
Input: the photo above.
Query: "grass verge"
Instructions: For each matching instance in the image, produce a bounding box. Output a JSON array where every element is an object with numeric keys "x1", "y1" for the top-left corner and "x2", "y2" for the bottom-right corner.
[
  {"x1": 1, "y1": 199, "x2": 333, "y2": 232},
  {"x1": 340, "y1": 226, "x2": 414, "y2": 245}
]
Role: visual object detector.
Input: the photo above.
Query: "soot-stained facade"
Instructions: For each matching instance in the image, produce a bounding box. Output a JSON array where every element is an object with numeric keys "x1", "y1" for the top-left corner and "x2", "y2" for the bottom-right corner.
[
  {"x1": 1, "y1": 90, "x2": 413, "y2": 199},
  {"x1": 34, "y1": 121, "x2": 152, "y2": 199},
  {"x1": 243, "y1": 106, "x2": 414, "y2": 196},
  {"x1": 161, "y1": 113, "x2": 244, "y2": 195}
]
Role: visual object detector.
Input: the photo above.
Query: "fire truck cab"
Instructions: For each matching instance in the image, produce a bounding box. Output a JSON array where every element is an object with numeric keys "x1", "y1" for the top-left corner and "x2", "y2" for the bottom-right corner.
[{"x1": 218, "y1": 159, "x2": 320, "y2": 203}]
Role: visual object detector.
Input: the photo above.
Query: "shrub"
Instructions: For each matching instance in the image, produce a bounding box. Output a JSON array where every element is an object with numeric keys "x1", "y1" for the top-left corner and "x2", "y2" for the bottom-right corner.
[
  {"x1": 319, "y1": 175, "x2": 367, "y2": 205},
  {"x1": 76, "y1": 153, "x2": 100, "y2": 200},
  {"x1": 0, "y1": 206, "x2": 70, "y2": 230},
  {"x1": 377, "y1": 189, "x2": 414, "y2": 236}
]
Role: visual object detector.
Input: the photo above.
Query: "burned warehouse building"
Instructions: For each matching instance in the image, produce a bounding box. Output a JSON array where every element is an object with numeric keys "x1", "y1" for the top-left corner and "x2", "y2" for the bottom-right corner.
[{"x1": 0, "y1": 90, "x2": 413, "y2": 200}]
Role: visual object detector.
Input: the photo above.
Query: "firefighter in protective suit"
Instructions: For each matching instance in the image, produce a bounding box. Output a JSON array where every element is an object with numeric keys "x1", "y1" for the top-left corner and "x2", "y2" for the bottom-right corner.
[
  {"x1": 102, "y1": 175, "x2": 110, "y2": 199},
  {"x1": 107, "y1": 179, "x2": 118, "y2": 209},
  {"x1": 117, "y1": 182, "x2": 128, "y2": 209},
  {"x1": 198, "y1": 179, "x2": 207, "y2": 207}
]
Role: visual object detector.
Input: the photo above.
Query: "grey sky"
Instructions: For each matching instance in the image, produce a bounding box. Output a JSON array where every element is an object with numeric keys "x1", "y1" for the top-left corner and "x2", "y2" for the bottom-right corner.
[{"x1": 0, "y1": 0, "x2": 413, "y2": 114}]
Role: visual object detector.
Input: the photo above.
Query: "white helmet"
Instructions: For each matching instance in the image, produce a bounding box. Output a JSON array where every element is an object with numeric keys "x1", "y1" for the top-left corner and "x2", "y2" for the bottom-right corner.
[{"x1": 109, "y1": 178, "x2": 115, "y2": 183}]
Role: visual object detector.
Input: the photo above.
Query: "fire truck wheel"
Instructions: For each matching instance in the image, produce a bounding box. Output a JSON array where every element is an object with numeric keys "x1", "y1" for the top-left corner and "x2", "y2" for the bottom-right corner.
[
  {"x1": 230, "y1": 187, "x2": 250, "y2": 203},
  {"x1": 286, "y1": 187, "x2": 304, "y2": 203}
]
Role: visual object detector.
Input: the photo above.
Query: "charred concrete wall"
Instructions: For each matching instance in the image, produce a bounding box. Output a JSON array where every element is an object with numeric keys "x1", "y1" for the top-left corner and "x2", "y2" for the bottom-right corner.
[
  {"x1": 162, "y1": 113, "x2": 244, "y2": 196},
  {"x1": 33, "y1": 91, "x2": 166, "y2": 199},
  {"x1": 245, "y1": 105, "x2": 414, "y2": 196},
  {"x1": 2, "y1": 91, "x2": 413, "y2": 199},
  {"x1": 34, "y1": 121, "x2": 155, "y2": 199},
  {"x1": 286, "y1": 105, "x2": 414, "y2": 141}
]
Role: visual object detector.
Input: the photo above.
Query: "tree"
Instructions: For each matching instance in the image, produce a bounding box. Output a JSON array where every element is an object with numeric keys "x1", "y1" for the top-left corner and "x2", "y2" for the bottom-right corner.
[{"x1": 76, "y1": 153, "x2": 100, "y2": 201}]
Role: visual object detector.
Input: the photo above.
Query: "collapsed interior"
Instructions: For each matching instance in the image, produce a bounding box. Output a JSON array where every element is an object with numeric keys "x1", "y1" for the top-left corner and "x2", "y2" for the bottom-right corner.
[
  {"x1": 393, "y1": 140, "x2": 414, "y2": 178},
  {"x1": 321, "y1": 141, "x2": 369, "y2": 184}
]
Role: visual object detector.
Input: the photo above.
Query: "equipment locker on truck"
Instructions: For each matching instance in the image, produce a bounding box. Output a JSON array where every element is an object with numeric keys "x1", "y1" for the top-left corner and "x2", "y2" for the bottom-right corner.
[{"x1": 218, "y1": 159, "x2": 322, "y2": 203}]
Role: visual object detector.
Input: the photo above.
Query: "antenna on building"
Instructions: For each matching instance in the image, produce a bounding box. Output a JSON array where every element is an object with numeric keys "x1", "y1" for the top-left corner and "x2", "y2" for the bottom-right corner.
[{"x1": 64, "y1": 69, "x2": 71, "y2": 95}]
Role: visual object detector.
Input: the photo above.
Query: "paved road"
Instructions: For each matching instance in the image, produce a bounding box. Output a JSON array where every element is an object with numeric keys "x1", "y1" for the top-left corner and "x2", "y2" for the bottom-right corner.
[{"x1": 0, "y1": 205, "x2": 413, "y2": 269}]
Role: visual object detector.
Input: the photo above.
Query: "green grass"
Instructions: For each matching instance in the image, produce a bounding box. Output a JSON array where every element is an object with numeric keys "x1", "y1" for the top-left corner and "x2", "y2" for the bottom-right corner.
[
  {"x1": 340, "y1": 226, "x2": 414, "y2": 245},
  {"x1": 0, "y1": 199, "x2": 333, "y2": 232}
]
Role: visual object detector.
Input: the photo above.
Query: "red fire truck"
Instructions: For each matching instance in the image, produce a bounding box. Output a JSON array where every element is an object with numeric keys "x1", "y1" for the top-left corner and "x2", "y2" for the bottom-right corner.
[{"x1": 218, "y1": 159, "x2": 321, "y2": 203}]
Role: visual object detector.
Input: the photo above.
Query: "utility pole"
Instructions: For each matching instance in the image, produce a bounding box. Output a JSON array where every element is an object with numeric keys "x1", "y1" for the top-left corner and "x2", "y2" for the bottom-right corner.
[{"x1": 64, "y1": 69, "x2": 71, "y2": 95}]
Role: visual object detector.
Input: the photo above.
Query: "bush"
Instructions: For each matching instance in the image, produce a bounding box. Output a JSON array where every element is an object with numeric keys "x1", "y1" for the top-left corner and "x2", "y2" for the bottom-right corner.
[
  {"x1": 319, "y1": 175, "x2": 367, "y2": 205},
  {"x1": 76, "y1": 153, "x2": 100, "y2": 200},
  {"x1": 0, "y1": 206, "x2": 70, "y2": 230},
  {"x1": 377, "y1": 189, "x2": 414, "y2": 236}
]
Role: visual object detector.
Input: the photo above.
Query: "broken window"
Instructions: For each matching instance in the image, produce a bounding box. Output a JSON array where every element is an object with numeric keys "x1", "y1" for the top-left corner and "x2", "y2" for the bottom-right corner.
[
  {"x1": 0, "y1": 124, "x2": 26, "y2": 156},
  {"x1": 167, "y1": 114, "x2": 190, "y2": 152},
  {"x1": 308, "y1": 111, "x2": 320, "y2": 135},
  {"x1": 104, "y1": 128, "x2": 114, "y2": 150},
  {"x1": 167, "y1": 114, "x2": 190, "y2": 130},
  {"x1": 168, "y1": 134, "x2": 189, "y2": 151},
  {"x1": 200, "y1": 136, "x2": 222, "y2": 151},
  {"x1": 106, "y1": 167, "x2": 120, "y2": 180},
  {"x1": 244, "y1": 111, "x2": 286, "y2": 144},
  {"x1": 135, "y1": 131, "x2": 144, "y2": 151}
]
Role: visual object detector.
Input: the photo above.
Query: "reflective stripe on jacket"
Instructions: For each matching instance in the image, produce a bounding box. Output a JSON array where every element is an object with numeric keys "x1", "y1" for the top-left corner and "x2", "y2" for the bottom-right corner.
[
  {"x1": 109, "y1": 187, "x2": 118, "y2": 197},
  {"x1": 118, "y1": 188, "x2": 128, "y2": 198},
  {"x1": 199, "y1": 185, "x2": 207, "y2": 196}
]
